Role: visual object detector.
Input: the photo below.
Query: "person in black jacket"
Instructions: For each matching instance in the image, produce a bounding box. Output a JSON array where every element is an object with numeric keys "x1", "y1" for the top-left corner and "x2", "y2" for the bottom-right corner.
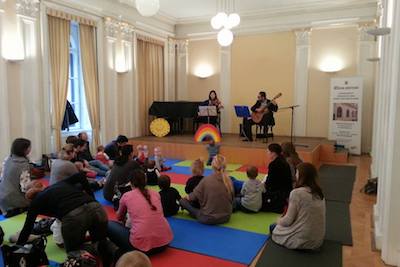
[
  {"x1": 262, "y1": 143, "x2": 293, "y2": 213},
  {"x1": 243, "y1": 91, "x2": 278, "y2": 142},
  {"x1": 104, "y1": 135, "x2": 129, "y2": 160},
  {"x1": 17, "y1": 173, "x2": 108, "y2": 253}
]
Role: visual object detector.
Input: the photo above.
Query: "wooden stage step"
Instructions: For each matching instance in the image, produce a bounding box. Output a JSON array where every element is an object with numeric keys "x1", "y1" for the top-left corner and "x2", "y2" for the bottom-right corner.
[{"x1": 129, "y1": 134, "x2": 348, "y2": 166}]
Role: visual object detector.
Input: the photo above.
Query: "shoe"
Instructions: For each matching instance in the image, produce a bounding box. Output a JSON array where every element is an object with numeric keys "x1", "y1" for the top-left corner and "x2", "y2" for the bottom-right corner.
[{"x1": 242, "y1": 139, "x2": 253, "y2": 142}]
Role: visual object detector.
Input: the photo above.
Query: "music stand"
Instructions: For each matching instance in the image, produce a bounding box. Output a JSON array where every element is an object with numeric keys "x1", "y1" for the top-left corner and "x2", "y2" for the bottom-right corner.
[
  {"x1": 198, "y1": 106, "x2": 217, "y2": 124},
  {"x1": 234, "y1": 105, "x2": 251, "y2": 118}
]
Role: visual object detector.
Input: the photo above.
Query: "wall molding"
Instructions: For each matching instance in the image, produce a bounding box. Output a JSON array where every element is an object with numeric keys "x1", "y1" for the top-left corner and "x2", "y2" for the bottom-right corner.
[
  {"x1": 16, "y1": 0, "x2": 39, "y2": 18},
  {"x1": 176, "y1": 2, "x2": 377, "y2": 39}
]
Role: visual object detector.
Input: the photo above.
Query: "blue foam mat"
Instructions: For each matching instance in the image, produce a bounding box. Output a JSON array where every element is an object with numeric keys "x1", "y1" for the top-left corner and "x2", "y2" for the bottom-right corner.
[
  {"x1": 94, "y1": 190, "x2": 113, "y2": 206},
  {"x1": 167, "y1": 217, "x2": 268, "y2": 265},
  {"x1": 165, "y1": 166, "x2": 213, "y2": 176}
]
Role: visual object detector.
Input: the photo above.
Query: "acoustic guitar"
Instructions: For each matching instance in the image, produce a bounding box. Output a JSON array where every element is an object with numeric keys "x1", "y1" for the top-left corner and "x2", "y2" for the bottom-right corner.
[{"x1": 251, "y1": 93, "x2": 282, "y2": 123}]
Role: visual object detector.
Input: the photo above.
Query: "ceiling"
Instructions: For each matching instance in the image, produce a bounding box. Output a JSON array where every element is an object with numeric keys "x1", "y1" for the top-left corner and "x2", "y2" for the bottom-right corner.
[{"x1": 155, "y1": 0, "x2": 375, "y2": 21}]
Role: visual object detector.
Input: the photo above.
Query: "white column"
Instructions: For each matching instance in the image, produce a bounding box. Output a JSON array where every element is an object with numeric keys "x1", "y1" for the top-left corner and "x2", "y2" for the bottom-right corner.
[
  {"x1": 16, "y1": 0, "x2": 42, "y2": 162},
  {"x1": 293, "y1": 30, "x2": 311, "y2": 137},
  {"x1": 167, "y1": 38, "x2": 176, "y2": 101},
  {"x1": 220, "y1": 45, "x2": 232, "y2": 133},
  {"x1": 379, "y1": 0, "x2": 400, "y2": 264},
  {"x1": 358, "y1": 26, "x2": 376, "y2": 154},
  {"x1": 176, "y1": 40, "x2": 188, "y2": 100},
  {"x1": 0, "y1": 8, "x2": 11, "y2": 162},
  {"x1": 104, "y1": 19, "x2": 119, "y2": 142},
  {"x1": 120, "y1": 25, "x2": 135, "y2": 138}
]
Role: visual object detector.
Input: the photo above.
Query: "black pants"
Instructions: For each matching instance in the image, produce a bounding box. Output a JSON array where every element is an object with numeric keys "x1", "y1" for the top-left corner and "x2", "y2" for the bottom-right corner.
[
  {"x1": 107, "y1": 221, "x2": 167, "y2": 260},
  {"x1": 61, "y1": 202, "x2": 108, "y2": 252},
  {"x1": 243, "y1": 118, "x2": 256, "y2": 141}
]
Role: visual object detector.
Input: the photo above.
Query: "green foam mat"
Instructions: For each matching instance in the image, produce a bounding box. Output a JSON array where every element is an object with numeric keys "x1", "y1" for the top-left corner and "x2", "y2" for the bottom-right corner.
[
  {"x1": 0, "y1": 214, "x2": 67, "y2": 263},
  {"x1": 229, "y1": 171, "x2": 266, "y2": 181},
  {"x1": 175, "y1": 160, "x2": 243, "y2": 171},
  {"x1": 148, "y1": 184, "x2": 188, "y2": 197},
  {"x1": 174, "y1": 210, "x2": 279, "y2": 235}
]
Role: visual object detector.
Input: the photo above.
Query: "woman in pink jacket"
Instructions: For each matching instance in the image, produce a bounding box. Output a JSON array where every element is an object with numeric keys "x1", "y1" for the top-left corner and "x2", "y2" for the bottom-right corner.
[{"x1": 107, "y1": 169, "x2": 173, "y2": 259}]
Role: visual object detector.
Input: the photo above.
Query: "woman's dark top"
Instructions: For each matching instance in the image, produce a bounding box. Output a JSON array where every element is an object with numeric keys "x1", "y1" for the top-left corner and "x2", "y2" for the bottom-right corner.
[
  {"x1": 17, "y1": 172, "x2": 94, "y2": 245},
  {"x1": 185, "y1": 175, "x2": 204, "y2": 194},
  {"x1": 159, "y1": 187, "x2": 181, "y2": 217},
  {"x1": 79, "y1": 141, "x2": 94, "y2": 161},
  {"x1": 262, "y1": 156, "x2": 293, "y2": 212},
  {"x1": 104, "y1": 141, "x2": 119, "y2": 160},
  {"x1": 103, "y1": 160, "x2": 140, "y2": 201}
]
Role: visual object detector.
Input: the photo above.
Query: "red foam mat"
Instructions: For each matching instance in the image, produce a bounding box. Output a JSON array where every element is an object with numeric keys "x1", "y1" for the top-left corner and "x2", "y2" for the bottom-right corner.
[
  {"x1": 163, "y1": 172, "x2": 190, "y2": 185},
  {"x1": 237, "y1": 165, "x2": 268, "y2": 174},
  {"x1": 103, "y1": 205, "x2": 118, "y2": 221},
  {"x1": 150, "y1": 247, "x2": 246, "y2": 267}
]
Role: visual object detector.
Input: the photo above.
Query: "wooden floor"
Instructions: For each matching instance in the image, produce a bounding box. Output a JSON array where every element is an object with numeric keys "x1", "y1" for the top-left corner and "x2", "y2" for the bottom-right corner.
[
  {"x1": 249, "y1": 155, "x2": 390, "y2": 267},
  {"x1": 343, "y1": 156, "x2": 389, "y2": 267}
]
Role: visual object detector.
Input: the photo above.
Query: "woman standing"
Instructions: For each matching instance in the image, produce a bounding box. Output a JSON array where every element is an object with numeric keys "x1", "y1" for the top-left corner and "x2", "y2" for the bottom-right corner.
[
  {"x1": 262, "y1": 143, "x2": 293, "y2": 213},
  {"x1": 107, "y1": 170, "x2": 173, "y2": 258},
  {"x1": 0, "y1": 138, "x2": 32, "y2": 217},
  {"x1": 180, "y1": 154, "x2": 234, "y2": 225},
  {"x1": 271, "y1": 163, "x2": 326, "y2": 250},
  {"x1": 200, "y1": 90, "x2": 223, "y2": 127}
]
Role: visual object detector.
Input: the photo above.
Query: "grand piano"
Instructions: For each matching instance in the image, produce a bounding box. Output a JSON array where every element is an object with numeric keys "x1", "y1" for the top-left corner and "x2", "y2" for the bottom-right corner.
[{"x1": 149, "y1": 101, "x2": 204, "y2": 134}]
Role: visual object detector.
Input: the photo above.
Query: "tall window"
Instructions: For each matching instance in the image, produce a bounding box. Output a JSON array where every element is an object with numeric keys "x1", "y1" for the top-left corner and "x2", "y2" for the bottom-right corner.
[{"x1": 63, "y1": 22, "x2": 90, "y2": 132}]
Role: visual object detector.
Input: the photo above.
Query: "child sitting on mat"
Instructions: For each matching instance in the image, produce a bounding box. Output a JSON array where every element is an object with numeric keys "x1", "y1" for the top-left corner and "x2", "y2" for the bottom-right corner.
[
  {"x1": 135, "y1": 145, "x2": 148, "y2": 166},
  {"x1": 235, "y1": 166, "x2": 265, "y2": 213},
  {"x1": 206, "y1": 139, "x2": 220, "y2": 166},
  {"x1": 145, "y1": 160, "x2": 160, "y2": 186},
  {"x1": 158, "y1": 175, "x2": 181, "y2": 217},
  {"x1": 154, "y1": 147, "x2": 171, "y2": 171},
  {"x1": 95, "y1": 145, "x2": 112, "y2": 167}
]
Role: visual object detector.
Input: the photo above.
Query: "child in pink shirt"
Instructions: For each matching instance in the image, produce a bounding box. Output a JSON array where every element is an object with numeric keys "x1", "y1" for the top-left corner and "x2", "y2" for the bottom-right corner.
[{"x1": 107, "y1": 170, "x2": 173, "y2": 257}]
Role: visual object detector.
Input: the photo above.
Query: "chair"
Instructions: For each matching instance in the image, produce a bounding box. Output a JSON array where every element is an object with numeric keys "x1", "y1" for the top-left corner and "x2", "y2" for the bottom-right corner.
[{"x1": 255, "y1": 123, "x2": 274, "y2": 143}]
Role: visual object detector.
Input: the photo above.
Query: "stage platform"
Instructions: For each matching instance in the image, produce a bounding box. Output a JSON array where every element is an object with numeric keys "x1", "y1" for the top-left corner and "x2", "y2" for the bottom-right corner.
[{"x1": 129, "y1": 134, "x2": 348, "y2": 166}]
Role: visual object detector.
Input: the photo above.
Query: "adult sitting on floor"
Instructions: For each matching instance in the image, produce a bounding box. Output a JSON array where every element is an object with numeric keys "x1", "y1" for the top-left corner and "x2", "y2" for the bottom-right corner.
[
  {"x1": 262, "y1": 143, "x2": 293, "y2": 213},
  {"x1": 16, "y1": 172, "x2": 108, "y2": 254},
  {"x1": 271, "y1": 162, "x2": 326, "y2": 250},
  {"x1": 74, "y1": 139, "x2": 109, "y2": 176},
  {"x1": 50, "y1": 144, "x2": 79, "y2": 185},
  {"x1": 180, "y1": 154, "x2": 234, "y2": 225},
  {"x1": 282, "y1": 142, "x2": 303, "y2": 186},
  {"x1": 107, "y1": 169, "x2": 173, "y2": 259},
  {"x1": 105, "y1": 135, "x2": 129, "y2": 160},
  {"x1": 103, "y1": 145, "x2": 140, "y2": 202},
  {"x1": 0, "y1": 138, "x2": 32, "y2": 217}
]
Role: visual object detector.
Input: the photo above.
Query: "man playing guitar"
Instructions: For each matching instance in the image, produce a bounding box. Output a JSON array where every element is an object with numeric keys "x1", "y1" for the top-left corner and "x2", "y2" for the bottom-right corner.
[{"x1": 242, "y1": 91, "x2": 280, "y2": 142}]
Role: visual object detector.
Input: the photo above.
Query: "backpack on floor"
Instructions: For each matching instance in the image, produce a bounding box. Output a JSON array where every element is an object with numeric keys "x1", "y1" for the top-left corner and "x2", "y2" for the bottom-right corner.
[
  {"x1": 361, "y1": 177, "x2": 377, "y2": 195},
  {"x1": 2, "y1": 235, "x2": 49, "y2": 267}
]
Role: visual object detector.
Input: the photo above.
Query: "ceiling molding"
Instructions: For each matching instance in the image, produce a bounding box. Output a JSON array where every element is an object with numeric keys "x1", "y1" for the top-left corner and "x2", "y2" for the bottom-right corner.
[
  {"x1": 176, "y1": 1, "x2": 377, "y2": 39},
  {"x1": 45, "y1": 0, "x2": 176, "y2": 37},
  {"x1": 175, "y1": 0, "x2": 377, "y2": 24}
]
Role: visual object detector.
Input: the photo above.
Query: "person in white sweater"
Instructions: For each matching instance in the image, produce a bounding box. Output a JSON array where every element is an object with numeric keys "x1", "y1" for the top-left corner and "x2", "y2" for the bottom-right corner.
[{"x1": 271, "y1": 162, "x2": 326, "y2": 250}]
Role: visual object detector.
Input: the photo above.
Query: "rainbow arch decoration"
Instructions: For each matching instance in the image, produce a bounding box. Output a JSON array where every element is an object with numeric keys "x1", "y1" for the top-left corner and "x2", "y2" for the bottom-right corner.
[{"x1": 194, "y1": 124, "x2": 221, "y2": 143}]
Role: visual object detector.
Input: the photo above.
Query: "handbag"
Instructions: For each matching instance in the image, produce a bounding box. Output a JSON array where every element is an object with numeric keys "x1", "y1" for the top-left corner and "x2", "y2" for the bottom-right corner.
[{"x1": 2, "y1": 236, "x2": 49, "y2": 267}]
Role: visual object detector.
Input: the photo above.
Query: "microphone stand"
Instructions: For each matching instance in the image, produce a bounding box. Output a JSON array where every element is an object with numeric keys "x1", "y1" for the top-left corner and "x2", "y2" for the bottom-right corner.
[{"x1": 279, "y1": 105, "x2": 307, "y2": 146}]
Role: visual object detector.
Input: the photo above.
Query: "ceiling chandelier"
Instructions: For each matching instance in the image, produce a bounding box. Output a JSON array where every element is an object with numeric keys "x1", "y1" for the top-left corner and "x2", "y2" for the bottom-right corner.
[
  {"x1": 211, "y1": 0, "x2": 240, "y2": 47},
  {"x1": 136, "y1": 0, "x2": 160, "y2": 17}
]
